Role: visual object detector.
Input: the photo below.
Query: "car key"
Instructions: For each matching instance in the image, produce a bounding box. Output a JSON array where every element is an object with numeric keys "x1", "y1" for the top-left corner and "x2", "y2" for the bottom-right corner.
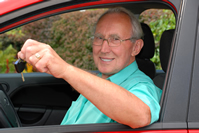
[{"x1": 14, "y1": 58, "x2": 26, "y2": 82}]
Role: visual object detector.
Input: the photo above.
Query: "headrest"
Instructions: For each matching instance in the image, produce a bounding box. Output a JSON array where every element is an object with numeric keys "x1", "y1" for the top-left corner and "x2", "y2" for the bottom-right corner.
[
  {"x1": 136, "y1": 23, "x2": 155, "y2": 59},
  {"x1": 160, "y1": 29, "x2": 174, "y2": 72}
]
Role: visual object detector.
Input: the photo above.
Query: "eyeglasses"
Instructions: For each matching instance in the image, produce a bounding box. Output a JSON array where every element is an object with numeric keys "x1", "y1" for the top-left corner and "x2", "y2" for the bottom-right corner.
[{"x1": 92, "y1": 35, "x2": 137, "y2": 47}]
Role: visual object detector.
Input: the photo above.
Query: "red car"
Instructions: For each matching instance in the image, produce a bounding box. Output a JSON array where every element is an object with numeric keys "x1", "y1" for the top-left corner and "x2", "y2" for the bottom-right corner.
[{"x1": 0, "y1": 0, "x2": 199, "y2": 132}]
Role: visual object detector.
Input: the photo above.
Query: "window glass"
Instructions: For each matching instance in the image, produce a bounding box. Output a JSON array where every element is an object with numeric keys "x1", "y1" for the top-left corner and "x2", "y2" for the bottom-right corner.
[
  {"x1": 0, "y1": 9, "x2": 107, "y2": 73},
  {"x1": 0, "y1": 9, "x2": 175, "y2": 73},
  {"x1": 140, "y1": 9, "x2": 176, "y2": 70}
]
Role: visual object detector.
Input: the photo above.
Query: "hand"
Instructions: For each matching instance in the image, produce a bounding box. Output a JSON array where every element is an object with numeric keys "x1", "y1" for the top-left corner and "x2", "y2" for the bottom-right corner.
[{"x1": 17, "y1": 39, "x2": 69, "y2": 78}]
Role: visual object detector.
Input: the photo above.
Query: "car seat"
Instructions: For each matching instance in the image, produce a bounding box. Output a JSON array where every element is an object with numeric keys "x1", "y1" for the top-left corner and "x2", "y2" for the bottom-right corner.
[
  {"x1": 136, "y1": 23, "x2": 156, "y2": 79},
  {"x1": 153, "y1": 29, "x2": 175, "y2": 89}
]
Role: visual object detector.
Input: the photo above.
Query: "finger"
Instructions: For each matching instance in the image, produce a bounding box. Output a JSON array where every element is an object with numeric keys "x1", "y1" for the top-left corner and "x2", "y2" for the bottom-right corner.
[
  {"x1": 21, "y1": 39, "x2": 51, "y2": 62},
  {"x1": 20, "y1": 39, "x2": 39, "y2": 61},
  {"x1": 25, "y1": 45, "x2": 43, "y2": 62},
  {"x1": 30, "y1": 47, "x2": 53, "y2": 73},
  {"x1": 33, "y1": 49, "x2": 62, "y2": 75},
  {"x1": 34, "y1": 52, "x2": 50, "y2": 73},
  {"x1": 29, "y1": 52, "x2": 43, "y2": 67},
  {"x1": 21, "y1": 39, "x2": 38, "y2": 53},
  {"x1": 17, "y1": 51, "x2": 25, "y2": 60}
]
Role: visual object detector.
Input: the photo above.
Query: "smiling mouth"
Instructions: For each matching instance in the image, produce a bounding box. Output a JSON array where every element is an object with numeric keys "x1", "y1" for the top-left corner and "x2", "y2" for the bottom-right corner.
[{"x1": 100, "y1": 57, "x2": 114, "y2": 62}]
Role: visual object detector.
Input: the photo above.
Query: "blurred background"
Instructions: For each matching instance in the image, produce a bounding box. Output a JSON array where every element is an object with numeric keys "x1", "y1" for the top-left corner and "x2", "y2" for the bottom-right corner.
[{"x1": 0, "y1": 9, "x2": 175, "y2": 73}]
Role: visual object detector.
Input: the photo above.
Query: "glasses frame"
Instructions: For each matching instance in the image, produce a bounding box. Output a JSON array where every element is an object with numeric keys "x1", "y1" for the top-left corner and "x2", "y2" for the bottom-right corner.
[{"x1": 92, "y1": 35, "x2": 138, "y2": 47}]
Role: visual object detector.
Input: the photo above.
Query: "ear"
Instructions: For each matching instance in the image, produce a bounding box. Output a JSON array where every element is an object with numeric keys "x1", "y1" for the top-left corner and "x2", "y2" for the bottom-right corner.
[{"x1": 131, "y1": 39, "x2": 144, "y2": 56}]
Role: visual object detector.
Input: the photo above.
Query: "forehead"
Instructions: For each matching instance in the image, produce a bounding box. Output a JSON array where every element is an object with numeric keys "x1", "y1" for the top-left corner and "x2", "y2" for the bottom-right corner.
[{"x1": 95, "y1": 12, "x2": 132, "y2": 37}]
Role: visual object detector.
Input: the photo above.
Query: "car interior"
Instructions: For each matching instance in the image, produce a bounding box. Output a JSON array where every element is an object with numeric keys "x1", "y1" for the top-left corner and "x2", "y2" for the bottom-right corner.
[
  {"x1": 153, "y1": 29, "x2": 174, "y2": 89},
  {"x1": 0, "y1": 84, "x2": 21, "y2": 127},
  {"x1": 0, "y1": 1, "x2": 176, "y2": 129},
  {"x1": 136, "y1": 23, "x2": 156, "y2": 79}
]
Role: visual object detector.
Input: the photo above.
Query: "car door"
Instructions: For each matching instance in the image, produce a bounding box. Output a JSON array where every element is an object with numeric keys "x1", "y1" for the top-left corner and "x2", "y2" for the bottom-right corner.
[
  {"x1": 187, "y1": 0, "x2": 199, "y2": 131},
  {"x1": 0, "y1": 0, "x2": 84, "y2": 127},
  {"x1": 0, "y1": 0, "x2": 194, "y2": 132},
  {"x1": 161, "y1": 0, "x2": 199, "y2": 132},
  {"x1": 0, "y1": 73, "x2": 79, "y2": 126}
]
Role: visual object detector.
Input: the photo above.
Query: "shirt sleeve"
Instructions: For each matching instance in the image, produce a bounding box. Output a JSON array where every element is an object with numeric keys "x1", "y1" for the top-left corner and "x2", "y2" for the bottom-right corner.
[{"x1": 129, "y1": 82, "x2": 162, "y2": 124}]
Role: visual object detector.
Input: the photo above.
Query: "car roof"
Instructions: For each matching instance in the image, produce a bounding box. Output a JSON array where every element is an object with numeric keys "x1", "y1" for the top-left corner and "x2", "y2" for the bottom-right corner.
[{"x1": 0, "y1": 0, "x2": 44, "y2": 16}]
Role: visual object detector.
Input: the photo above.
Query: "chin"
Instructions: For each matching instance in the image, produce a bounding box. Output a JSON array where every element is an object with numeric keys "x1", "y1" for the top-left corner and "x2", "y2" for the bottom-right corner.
[{"x1": 99, "y1": 69, "x2": 115, "y2": 76}]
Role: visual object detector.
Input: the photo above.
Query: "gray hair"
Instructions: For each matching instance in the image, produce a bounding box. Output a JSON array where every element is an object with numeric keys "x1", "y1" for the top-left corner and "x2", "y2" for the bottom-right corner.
[{"x1": 94, "y1": 7, "x2": 143, "y2": 40}]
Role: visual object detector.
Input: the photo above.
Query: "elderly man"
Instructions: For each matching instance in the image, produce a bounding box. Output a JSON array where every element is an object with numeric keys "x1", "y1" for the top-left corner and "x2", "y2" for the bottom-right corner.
[{"x1": 17, "y1": 7, "x2": 162, "y2": 128}]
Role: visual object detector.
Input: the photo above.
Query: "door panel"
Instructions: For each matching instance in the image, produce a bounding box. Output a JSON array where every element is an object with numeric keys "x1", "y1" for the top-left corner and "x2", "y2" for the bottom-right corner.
[{"x1": 0, "y1": 72, "x2": 79, "y2": 126}]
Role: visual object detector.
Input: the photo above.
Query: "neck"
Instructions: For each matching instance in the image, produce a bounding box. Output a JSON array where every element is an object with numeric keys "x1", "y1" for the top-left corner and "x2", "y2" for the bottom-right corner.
[{"x1": 101, "y1": 73, "x2": 113, "y2": 79}]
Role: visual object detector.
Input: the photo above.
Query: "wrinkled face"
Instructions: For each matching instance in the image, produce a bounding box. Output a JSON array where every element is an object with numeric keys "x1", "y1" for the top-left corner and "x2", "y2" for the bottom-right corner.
[{"x1": 93, "y1": 13, "x2": 136, "y2": 79}]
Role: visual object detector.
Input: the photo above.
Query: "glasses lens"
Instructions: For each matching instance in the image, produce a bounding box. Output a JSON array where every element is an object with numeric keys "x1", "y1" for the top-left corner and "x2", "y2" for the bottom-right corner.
[
  {"x1": 109, "y1": 36, "x2": 120, "y2": 47},
  {"x1": 93, "y1": 36, "x2": 103, "y2": 45}
]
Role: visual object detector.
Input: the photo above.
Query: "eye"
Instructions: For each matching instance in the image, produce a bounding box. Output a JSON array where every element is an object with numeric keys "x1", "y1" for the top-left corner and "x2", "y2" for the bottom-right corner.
[
  {"x1": 113, "y1": 37, "x2": 119, "y2": 41},
  {"x1": 95, "y1": 36, "x2": 103, "y2": 40},
  {"x1": 109, "y1": 35, "x2": 120, "y2": 41},
  {"x1": 110, "y1": 36, "x2": 120, "y2": 42},
  {"x1": 98, "y1": 36, "x2": 103, "y2": 40}
]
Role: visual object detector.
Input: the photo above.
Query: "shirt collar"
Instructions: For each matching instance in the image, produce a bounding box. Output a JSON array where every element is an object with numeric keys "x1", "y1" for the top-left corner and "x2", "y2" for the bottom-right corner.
[{"x1": 98, "y1": 61, "x2": 138, "y2": 85}]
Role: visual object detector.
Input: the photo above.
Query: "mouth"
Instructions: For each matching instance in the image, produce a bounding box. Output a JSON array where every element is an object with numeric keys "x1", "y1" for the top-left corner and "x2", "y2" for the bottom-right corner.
[{"x1": 100, "y1": 57, "x2": 114, "y2": 62}]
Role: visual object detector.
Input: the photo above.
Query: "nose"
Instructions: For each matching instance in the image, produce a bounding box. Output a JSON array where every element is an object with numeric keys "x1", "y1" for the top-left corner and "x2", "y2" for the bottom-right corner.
[{"x1": 101, "y1": 39, "x2": 111, "y2": 53}]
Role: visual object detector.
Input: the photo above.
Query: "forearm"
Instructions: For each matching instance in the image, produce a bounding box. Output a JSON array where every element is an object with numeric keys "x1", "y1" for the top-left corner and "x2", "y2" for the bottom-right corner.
[{"x1": 62, "y1": 65, "x2": 151, "y2": 128}]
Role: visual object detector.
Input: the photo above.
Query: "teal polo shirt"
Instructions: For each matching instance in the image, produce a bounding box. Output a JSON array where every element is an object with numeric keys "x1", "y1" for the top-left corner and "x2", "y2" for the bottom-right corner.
[{"x1": 61, "y1": 61, "x2": 162, "y2": 125}]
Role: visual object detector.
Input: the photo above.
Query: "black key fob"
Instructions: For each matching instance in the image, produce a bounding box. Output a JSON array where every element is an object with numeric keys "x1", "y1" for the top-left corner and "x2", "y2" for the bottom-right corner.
[{"x1": 14, "y1": 59, "x2": 26, "y2": 73}]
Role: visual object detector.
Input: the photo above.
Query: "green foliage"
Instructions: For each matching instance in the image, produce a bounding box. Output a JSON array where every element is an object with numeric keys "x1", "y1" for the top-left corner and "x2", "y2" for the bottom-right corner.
[
  {"x1": 0, "y1": 9, "x2": 176, "y2": 73},
  {"x1": 22, "y1": 16, "x2": 60, "y2": 44},
  {"x1": 49, "y1": 10, "x2": 106, "y2": 70},
  {"x1": 0, "y1": 45, "x2": 17, "y2": 73},
  {"x1": 0, "y1": 27, "x2": 26, "y2": 51},
  {"x1": 140, "y1": 9, "x2": 176, "y2": 69}
]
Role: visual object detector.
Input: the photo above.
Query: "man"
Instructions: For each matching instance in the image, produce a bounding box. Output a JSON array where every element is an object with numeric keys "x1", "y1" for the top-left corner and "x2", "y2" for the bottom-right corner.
[{"x1": 17, "y1": 7, "x2": 162, "y2": 129}]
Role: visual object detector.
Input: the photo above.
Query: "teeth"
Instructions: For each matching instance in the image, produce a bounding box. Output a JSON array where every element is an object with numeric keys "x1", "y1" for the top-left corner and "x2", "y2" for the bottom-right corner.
[{"x1": 101, "y1": 58, "x2": 113, "y2": 62}]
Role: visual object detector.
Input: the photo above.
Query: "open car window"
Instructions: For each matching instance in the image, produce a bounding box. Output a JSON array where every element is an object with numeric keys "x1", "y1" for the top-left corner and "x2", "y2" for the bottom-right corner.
[{"x1": 0, "y1": 8, "x2": 175, "y2": 74}]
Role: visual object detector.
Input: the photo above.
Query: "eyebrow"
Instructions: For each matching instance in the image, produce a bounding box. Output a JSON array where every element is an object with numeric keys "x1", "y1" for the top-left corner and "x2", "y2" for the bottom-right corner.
[
  {"x1": 94, "y1": 33, "x2": 103, "y2": 37},
  {"x1": 94, "y1": 33, "x2": 121, "y2": 38},
  {"x1": 109, "y1": 34, "x2": 120, "y2": 38}
]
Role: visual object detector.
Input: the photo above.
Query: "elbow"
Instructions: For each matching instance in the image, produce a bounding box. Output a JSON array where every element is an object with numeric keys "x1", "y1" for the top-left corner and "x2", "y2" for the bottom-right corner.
[
  {"x1": 129, "y1": 115, "x2": 151, "y2": 129},
  {"x1": 128, "y1": 109, "x2": 151, "y2": 129}
]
